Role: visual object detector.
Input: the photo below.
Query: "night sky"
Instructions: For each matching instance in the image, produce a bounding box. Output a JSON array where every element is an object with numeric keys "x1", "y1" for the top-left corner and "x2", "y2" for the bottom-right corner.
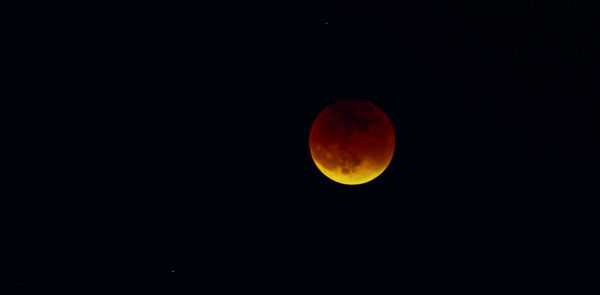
[{"x1": 8, "y1": 1, "x2": 599, "y2": 293}]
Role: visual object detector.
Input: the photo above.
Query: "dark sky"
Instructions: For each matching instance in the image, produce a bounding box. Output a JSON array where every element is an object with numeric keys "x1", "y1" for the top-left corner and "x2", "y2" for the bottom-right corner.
[{"x1": 9, "y1": 1, "x2": 599, "y2": 293}]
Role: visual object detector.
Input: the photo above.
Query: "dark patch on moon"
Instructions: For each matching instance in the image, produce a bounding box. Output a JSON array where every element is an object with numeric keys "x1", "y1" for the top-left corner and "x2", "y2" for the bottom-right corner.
[{"x1": 313, "y1": 143, "x2": 362, "y2": 174}]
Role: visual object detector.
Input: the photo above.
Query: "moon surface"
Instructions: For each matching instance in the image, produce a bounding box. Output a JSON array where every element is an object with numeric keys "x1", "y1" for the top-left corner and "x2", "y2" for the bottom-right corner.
[{"x1": 309, "y1": 99, "x2": 395, "y2": 185}]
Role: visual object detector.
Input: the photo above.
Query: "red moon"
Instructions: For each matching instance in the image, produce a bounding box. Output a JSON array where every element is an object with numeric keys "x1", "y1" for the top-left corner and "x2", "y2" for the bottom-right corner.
[{"x1": 309, "y1": 99, "x2": 395, "y2": 185}]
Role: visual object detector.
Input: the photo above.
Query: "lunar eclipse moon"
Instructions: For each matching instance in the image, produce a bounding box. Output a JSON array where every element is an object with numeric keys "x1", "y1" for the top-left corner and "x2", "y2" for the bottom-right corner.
[{"x1": 309, "y1": 99, "x2": 395, "y2": 185}]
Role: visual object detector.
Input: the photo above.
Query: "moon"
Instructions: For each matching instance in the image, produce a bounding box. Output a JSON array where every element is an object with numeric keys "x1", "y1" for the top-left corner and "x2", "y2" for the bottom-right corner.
[{"x1": 309, "y1": 99, "x2": 395, "y2": 185}]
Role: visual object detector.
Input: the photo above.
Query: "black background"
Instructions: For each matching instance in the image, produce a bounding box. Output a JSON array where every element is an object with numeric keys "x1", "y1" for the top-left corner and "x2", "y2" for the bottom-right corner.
[{"x1": 8, "y1": 1, "x2": 599, "y2": 293}]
